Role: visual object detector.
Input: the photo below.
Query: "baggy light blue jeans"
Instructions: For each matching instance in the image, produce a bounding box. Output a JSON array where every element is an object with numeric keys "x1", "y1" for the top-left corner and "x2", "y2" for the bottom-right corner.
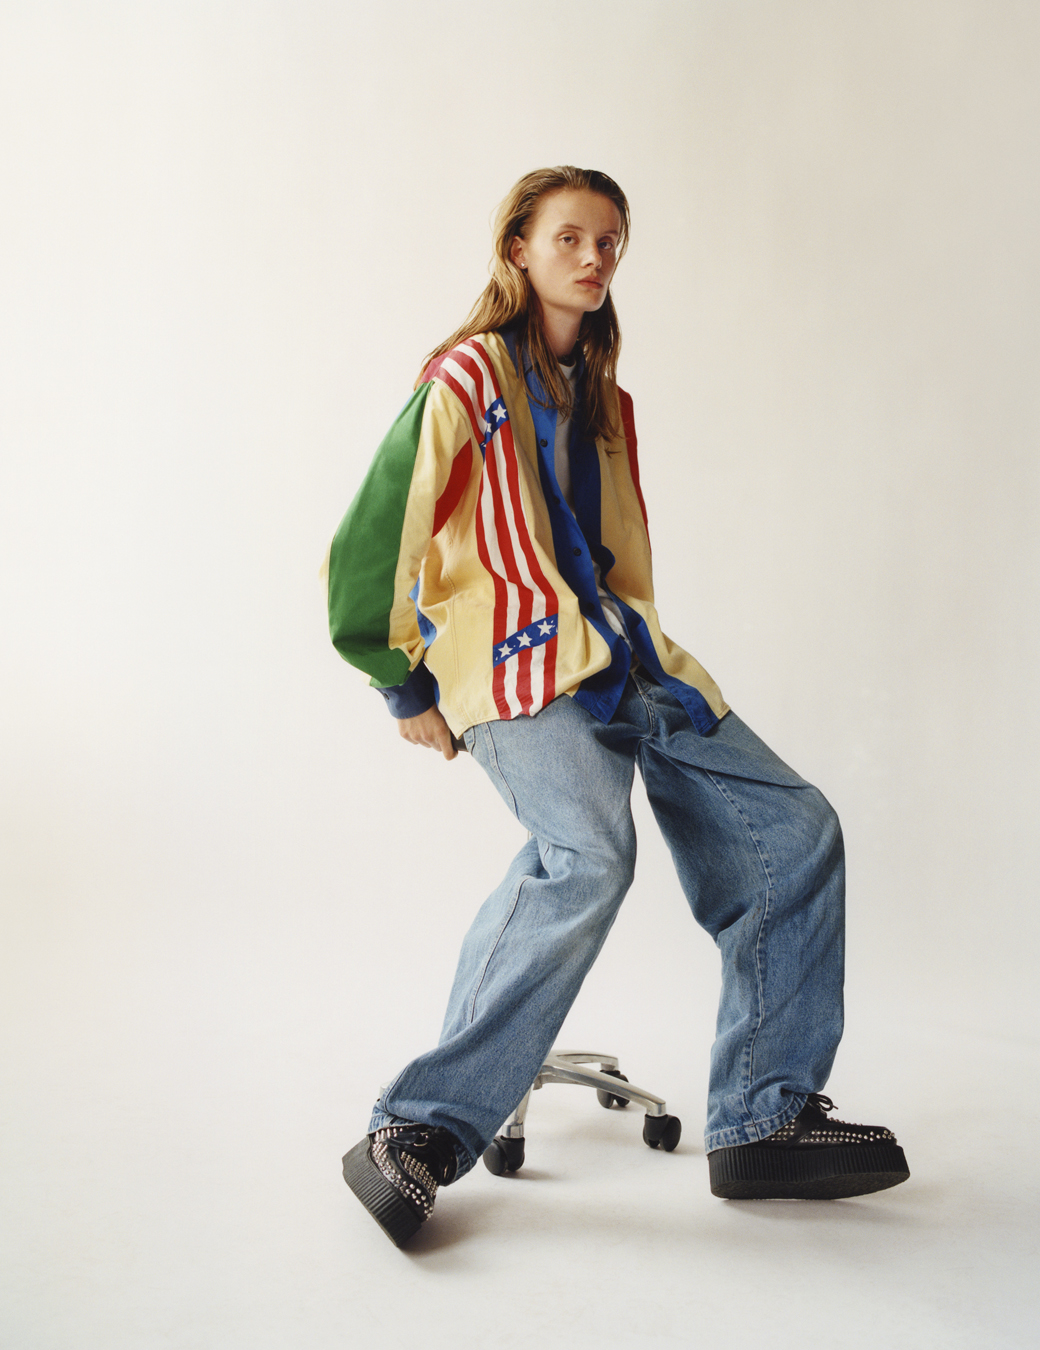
[{"x1": 370, "y1": 671, "x2": 845, "y2": 1178}]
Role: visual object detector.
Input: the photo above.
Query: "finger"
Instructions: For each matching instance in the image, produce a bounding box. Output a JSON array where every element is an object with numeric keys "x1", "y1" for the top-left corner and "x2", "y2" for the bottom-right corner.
[{"x1": 433, "y1": 726, "x2": 457, "y2": 760}]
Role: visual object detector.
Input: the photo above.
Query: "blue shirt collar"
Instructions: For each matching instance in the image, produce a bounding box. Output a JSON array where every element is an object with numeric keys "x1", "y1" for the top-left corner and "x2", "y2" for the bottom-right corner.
[{"x1": 501, "y1": 324, "x2": 586, "y2": 402}]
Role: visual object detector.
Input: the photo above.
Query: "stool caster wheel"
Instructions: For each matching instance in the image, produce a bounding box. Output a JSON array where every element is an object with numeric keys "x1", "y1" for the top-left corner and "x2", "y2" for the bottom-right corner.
[
  {"x1": 596, "y1": 1068, "x2": 631, "y2": 1109},
  {"x1": 643, "y1": 1114, "x2": 682, "y2": 1151},
  {"x1": 483, "y1": 1135, "x2": 526, "y2": 1175}
]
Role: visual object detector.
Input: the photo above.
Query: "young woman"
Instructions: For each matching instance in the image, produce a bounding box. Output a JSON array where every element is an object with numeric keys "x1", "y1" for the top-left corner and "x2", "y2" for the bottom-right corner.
[{"x1": 327, "y1": 166, "x2": 908, "y2": 1247}]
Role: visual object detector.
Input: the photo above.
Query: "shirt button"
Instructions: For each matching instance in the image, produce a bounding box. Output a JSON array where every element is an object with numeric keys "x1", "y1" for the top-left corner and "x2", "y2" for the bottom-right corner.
[
  {"x1": 539, "y1": 438, "x2": 548, "y2": 447},
  {"x1": 573, "y1": 547, "x2": 582, "y2": 556}
]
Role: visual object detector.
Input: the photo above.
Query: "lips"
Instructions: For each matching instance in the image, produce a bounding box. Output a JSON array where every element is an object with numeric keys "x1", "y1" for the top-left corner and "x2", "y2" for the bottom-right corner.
[{"x1": 577, "y1": 277, "x2": 603, "y2": 289}]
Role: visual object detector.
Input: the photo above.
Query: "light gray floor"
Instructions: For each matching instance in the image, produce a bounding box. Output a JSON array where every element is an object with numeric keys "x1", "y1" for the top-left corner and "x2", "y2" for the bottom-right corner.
[{"x1": 3, "y1": 975, "x2": 1036, "y2": 1350}]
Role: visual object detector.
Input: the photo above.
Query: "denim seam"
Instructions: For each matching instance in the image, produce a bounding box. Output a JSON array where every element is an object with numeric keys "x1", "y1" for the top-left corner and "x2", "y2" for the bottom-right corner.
[
  {"x1": 703, "y1": 769, "x2": 776, "y2": 1119},
  {"x1": 477, "y1": 721, "x2": 519, "y2": 818},
  {"x1": 632, "y1": 675, "x2": 657, "y2": 744},
  {"x1": 373, "y1": 1072, "x2": 410, "y2": 1132},
  {"x1": 464, "y1": 872, "x2": 525, "y2": 1026}
]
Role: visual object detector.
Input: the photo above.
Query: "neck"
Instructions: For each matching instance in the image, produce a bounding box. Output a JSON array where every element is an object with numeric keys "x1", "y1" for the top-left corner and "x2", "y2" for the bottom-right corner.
[{"x1": 541, "y1": 308, "x2": 582, "y2": 359}]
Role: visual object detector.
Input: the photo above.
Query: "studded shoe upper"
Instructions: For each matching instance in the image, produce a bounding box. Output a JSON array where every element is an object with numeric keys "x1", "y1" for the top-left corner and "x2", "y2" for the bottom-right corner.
[
  {"x1": 763, "y1": 1094, "x2": 899, "y2": 1147},
  {"x1": 369, "y1": 1124, "x2": 460, "y2": 1222}
]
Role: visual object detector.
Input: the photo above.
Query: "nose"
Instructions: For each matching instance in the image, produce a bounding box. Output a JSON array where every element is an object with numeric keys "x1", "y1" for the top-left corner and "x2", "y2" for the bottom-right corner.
[{"x1": 581, "y1": 241, "x2": 603, "y2": 269}]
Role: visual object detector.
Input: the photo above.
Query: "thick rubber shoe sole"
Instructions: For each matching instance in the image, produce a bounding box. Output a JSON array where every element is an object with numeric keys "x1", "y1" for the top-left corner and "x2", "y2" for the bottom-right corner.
[
  {"x1": 708, "y1": 1142, "x2": 910, "y2": 1199},
  {"x1": 341, "y1": 1139, "x2": 425, "y2": 1247}
]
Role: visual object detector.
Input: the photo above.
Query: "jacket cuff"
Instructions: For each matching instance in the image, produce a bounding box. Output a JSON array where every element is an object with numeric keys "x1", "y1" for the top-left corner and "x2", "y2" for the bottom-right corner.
[{"x1": 376, "y1": 663, "x2": 438, "y2": 719}]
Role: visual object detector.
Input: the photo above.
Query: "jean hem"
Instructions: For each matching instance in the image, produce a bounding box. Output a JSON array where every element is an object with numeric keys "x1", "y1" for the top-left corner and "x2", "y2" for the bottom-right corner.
[{"x1": 703, "y1": 1094, "x2": 808, "y2": 1153}]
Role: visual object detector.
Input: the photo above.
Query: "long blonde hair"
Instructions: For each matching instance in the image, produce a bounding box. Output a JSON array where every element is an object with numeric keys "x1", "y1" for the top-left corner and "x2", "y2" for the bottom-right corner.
[{"x1": 419, "y1": 166, "x2": 630, "y2": 441}]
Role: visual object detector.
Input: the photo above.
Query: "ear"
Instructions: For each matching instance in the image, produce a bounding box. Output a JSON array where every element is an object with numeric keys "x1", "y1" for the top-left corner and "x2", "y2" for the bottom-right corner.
[{"x1": 509, "y1": 235, "x2": 525, "y2": 269}]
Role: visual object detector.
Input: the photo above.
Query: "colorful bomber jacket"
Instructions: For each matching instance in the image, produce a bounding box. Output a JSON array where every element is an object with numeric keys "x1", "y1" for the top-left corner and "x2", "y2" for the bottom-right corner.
[{"x1": 327, "y1": 328, "x2": 728, "y2": 738}]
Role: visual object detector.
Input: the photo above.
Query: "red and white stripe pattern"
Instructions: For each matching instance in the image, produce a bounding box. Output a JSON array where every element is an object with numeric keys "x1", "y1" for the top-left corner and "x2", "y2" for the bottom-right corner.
[{"x1": 430, "y1": 340, "x2": 559, "y2": 719}]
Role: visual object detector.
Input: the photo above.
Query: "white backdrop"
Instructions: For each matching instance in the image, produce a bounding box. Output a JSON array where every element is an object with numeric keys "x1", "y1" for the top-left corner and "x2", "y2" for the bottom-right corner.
[{"x1": 2, "y1": 3, "x2": 1037, "y2": 1347}]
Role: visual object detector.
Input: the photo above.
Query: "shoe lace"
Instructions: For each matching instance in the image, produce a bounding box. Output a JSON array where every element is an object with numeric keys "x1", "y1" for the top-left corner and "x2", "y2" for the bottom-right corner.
[
  {"x1": 386, "y1": 1125, "x2": 459, "y2": 1185},
  {"x1": 418, "y1": 1128, "x2": 459, "y2": 1185},
  {"x1": 806, "y1": 1093, "x2": 836, "y2": 1114}
]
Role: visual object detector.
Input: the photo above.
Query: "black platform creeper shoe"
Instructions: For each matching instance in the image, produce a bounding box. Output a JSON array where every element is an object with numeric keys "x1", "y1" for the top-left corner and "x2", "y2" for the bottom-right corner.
[
  {"x1": 708, "y1": 1094, "x2": 910, "y2": 1200},
  {"x1": 342, "y1": 1124, "x2": 460, "y2": 1246}
]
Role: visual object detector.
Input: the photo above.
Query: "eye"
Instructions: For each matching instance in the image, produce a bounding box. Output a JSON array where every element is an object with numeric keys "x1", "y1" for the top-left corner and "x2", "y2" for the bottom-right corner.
[
  {"x1": 599, "y1": 239, "x2": 616, "y2": 253},
  {"x1": 560, "y1": 234, "x2": 576, "y2": 244}
]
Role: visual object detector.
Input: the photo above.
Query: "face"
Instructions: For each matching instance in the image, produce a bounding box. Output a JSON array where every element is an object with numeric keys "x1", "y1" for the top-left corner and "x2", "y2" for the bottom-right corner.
[{"x1": 509, "y1": 188, "x2": 622, "y2": 328}]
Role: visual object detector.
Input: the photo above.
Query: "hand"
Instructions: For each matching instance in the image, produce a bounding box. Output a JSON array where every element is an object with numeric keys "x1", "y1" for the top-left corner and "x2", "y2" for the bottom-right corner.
[{"x1": 397, "y1": 706, "x2": 457, "y2": 760}]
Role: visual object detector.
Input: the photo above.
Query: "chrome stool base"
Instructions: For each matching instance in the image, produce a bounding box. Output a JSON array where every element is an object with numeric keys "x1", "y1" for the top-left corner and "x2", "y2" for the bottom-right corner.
[{"x1": 482, "y1": 1048, "x2": 682, "y2": 1175}]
